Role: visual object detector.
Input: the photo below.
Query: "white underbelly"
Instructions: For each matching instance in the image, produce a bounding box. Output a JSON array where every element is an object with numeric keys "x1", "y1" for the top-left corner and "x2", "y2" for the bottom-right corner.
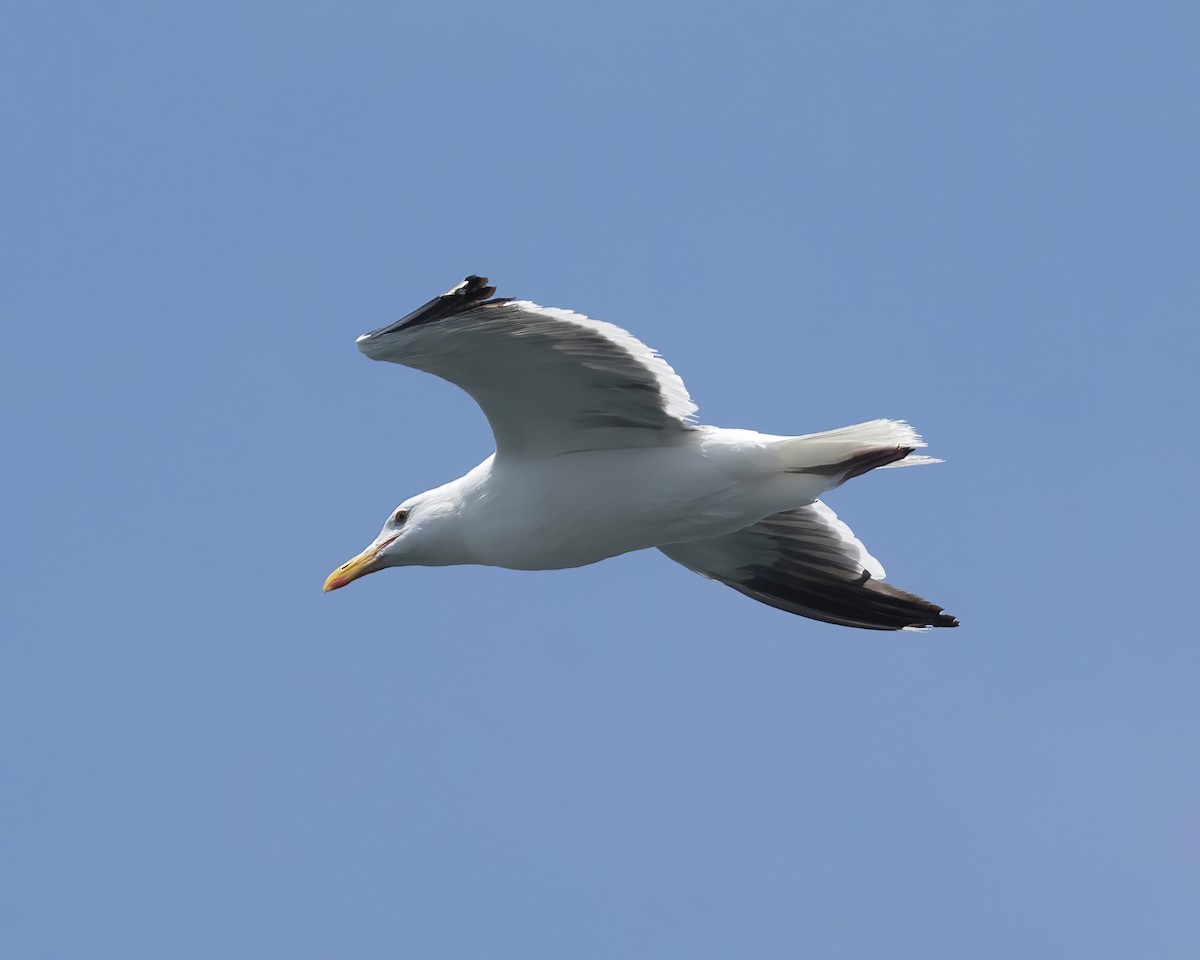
[{"x1": 463, "y1": 441, "x2": 825, "y2": 570}]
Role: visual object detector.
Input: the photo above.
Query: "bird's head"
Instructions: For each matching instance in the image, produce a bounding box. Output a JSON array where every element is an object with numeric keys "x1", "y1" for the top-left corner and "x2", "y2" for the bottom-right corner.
[{"x1": 322, "y1": 494, "x2": 449, "y2": 591}]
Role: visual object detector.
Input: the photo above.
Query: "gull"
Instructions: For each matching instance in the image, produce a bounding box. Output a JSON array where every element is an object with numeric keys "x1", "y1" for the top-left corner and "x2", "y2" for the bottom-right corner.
[{"x1": 324, "y1": 276, "x2": 957, "y2": 630}]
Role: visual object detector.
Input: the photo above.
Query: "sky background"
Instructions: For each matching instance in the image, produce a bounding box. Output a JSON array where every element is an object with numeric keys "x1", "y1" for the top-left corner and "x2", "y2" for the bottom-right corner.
[{"x1": 3, "y1": 1, "x2": 1197, "y2": 957}]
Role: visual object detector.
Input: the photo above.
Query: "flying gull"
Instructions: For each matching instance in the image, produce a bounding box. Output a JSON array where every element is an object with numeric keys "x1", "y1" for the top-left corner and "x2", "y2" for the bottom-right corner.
[{"x1": 324, "y1": 276, "x2": 957, "y2": 630}]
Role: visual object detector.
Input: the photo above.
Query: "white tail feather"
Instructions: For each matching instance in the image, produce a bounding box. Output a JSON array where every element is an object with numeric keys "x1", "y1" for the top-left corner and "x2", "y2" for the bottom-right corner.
[
  {"x1": 880, "y1": 454, "x2": 943, "y2": 469},
  {"x1": 798, "y1": 418, "x2": 925, "y2": 448},
  {"x1": 776, "y1": 419, "x2": 939, "y2": 472}
]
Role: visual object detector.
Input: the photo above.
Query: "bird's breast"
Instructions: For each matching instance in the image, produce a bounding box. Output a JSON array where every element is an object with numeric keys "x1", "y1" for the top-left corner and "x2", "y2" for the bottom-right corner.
[{"x1": 459, "y1": 444, "x2": 776, "y2": 571}]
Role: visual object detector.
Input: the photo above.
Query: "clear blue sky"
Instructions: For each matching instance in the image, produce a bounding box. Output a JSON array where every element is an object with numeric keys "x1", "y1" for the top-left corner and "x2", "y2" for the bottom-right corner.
[{"x1": 3, "y1": 2, "x2": 1196, "y2": 957}]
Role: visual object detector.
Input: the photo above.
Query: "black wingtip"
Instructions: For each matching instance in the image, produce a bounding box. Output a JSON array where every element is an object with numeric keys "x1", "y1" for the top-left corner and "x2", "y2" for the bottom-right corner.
[
  {"x1": 432, "y1": 275, "x2": 498, "y2": 313},
  {"x1": 460, "y1": 275, "x2": 496, "y2": 302},
  {"x1": 365, "y1": 275, "x2": 507, "y2": 339}
]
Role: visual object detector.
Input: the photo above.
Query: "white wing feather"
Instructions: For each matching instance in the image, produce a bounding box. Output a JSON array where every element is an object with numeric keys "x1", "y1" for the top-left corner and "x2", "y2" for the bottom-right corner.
[{"x1": 357, "y1": 283, "x2": 697, "y2": 459}]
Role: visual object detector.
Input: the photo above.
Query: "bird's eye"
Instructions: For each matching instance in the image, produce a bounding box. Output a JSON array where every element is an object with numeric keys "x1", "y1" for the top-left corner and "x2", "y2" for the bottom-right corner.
[{"x1": 392, "y1": 508, "x2": 409, "y2": 526}]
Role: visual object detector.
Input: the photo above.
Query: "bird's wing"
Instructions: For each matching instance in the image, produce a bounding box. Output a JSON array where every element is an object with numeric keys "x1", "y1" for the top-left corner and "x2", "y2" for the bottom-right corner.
[
  {"x1": 356, "y1": 276, "x2": 698, "y2": 459},
  {"x1": 659, "y1": 501, "x2": 958, "y2": 630}
]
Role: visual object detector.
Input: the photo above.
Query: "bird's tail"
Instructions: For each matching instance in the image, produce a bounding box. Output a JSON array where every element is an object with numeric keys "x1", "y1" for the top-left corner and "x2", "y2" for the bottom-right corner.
[{"x1": 775, "y1": 419, "x2": 942, "y2": 486}]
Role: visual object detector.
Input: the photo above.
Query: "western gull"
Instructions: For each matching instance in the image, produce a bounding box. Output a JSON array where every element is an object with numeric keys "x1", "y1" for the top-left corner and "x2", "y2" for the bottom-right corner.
[{"x1": 324, "y1": 276, "x2": 958, "y2": 630}]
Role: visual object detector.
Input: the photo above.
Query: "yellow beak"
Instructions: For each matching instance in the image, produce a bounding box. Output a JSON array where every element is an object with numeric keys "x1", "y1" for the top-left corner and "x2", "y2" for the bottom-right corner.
[{"x1": 323, "y1": 544, "x2": 384, "y2": 592}]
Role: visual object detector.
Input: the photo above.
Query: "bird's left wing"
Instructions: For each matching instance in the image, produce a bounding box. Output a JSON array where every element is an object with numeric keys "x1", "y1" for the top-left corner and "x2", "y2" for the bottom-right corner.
[
  {"x1": 356, "y1": 276, "x2": 698, "y2": 459},
  {"x1": 659, "y1": 501, "x2": 959, "y2": 630}
]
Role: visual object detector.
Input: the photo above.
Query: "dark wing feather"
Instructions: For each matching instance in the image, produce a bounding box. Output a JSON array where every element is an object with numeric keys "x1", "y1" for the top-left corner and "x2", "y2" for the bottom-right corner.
[
  {"x1": 366, "y1": 275, "x2": 508, "y2": 332},
  {"x1": 659, "y1": 502, "x2": 958, "y2": 631}
]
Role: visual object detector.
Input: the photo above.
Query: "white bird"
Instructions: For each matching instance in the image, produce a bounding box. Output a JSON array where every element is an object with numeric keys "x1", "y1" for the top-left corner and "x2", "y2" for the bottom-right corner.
[{"x1": 324, "y1": 276, "x2": 957, "y2": 630}]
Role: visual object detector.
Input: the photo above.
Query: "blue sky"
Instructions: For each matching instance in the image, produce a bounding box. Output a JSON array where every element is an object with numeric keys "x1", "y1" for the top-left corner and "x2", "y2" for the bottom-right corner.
[{"x1": 3, "y1": 2, "x2": 1196, "y2": 957}]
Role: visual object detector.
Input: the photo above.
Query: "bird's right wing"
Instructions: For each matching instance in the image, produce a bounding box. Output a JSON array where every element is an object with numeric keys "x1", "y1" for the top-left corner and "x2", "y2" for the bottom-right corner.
[
  {"x1": 356, "y1": 276, "x2": 698, "y2": 459},
  {"x1": 659, "y1": 501, "x2": 958, "y2": 630}
]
